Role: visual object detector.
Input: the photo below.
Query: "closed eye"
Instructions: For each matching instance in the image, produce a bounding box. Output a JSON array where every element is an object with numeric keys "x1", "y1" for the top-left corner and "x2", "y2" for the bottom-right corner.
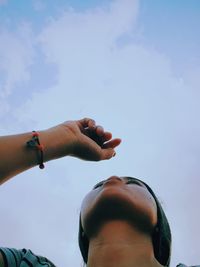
[
  {"x1": 125, "y1": 178, "x2": 144, "y2": 187},
  {"x1": 93, "y1": 180, "x2": 105, "y2": 189}
]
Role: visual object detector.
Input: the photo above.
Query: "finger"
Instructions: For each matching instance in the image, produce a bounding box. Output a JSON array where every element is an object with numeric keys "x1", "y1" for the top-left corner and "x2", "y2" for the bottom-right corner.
[
  {"x1": 84, "y1": 126, "x2": 106, "y2": 143},
  {"x1": 100, "y1": 148, "x2": 116, "y2": 160},
  {"x1": 95, "y1": 131, "x2": 112, "y2": 144},
  {"x1": 96, "y1": 125, "x2": 104, "y2": 136},
  {"x1": 88, "y1": 119, "x2": 96, "y2": 129},
  {"x1": 102, "y1": 138, "x2": 122, "y2": 149},
  {"x1": 102, "y1": 131, "x2": 112, "y2": 142},
  {"x1": 78, "y1": 118, "x2": 96, "y2": 128}
]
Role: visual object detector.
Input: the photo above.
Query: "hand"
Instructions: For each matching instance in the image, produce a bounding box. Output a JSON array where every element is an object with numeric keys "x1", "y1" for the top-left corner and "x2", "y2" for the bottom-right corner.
[{"x1": 61, "y1": 118, "x2": 121, "y2": 161}]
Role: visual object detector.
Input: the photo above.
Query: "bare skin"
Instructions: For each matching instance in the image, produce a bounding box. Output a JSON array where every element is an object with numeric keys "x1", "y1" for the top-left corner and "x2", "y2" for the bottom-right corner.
[
  {"x1": 81, "y1": 176, "x2": 165, "y2": 267},
  {"x1": 0, "y1": 118, "x2": 121, "y2": 266},
  {"x1": 87, "y1": 221, "x2": 163, "y2": 267},
  {"x1": 0, "y1": 118, "x2": 121, "y2": 184},
  {"x1": 0, "y1": 119, "x2": 166, "y2": 266}
]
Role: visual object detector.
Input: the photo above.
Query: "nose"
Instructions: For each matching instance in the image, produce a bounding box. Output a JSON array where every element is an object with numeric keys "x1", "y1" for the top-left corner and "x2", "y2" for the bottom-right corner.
[{"x1": 106, "y1": 176, "x2": 122, "y2": 182}]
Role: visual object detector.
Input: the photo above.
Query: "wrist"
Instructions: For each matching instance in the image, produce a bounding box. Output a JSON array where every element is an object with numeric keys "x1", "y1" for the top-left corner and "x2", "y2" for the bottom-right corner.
[{"x1": 38, "y1": 125, "x2": 75, "y2": 162}]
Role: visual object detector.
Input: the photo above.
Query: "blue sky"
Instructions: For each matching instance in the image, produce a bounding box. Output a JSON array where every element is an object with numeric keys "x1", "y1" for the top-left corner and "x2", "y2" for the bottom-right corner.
[
  {"x1": 1, "y1": 0, "x2": 199, "y2": 100},
  {"x1": 139, "y1": 0, "x2": 200, "y2": 73},
  {"x1": 0, "y1": 1, "x2": 200, "y2": 266},
  {"x1": 0, "y1": 0, "x2": 111, "y2": 29},
  {"x1": 1, "y1": 0, "x2": 199, "y2": 110}
]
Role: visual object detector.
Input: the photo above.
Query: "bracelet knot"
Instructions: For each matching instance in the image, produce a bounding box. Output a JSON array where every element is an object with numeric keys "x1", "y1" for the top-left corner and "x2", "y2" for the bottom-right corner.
[{"x1": 26, "y1": 131, "x2": 45, "y2": 169}]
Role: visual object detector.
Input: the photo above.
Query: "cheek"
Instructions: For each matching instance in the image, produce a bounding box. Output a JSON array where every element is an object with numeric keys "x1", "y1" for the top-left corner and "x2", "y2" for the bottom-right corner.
[
  {"x1": 81, "y1": 191, "x2": 96, "y2": 213},
  {"x1": 142, "y1": 193, "x2": 157, "y2": 227},
  {"x1": 80, "y1": 191, "x2": 97, "y2": 231},
  {"x1": 145, "y1": 195, "x2": 157, "y2": 226},
  {"x1": 128, "y1": 187, "x2": 158, "y2": 227}
]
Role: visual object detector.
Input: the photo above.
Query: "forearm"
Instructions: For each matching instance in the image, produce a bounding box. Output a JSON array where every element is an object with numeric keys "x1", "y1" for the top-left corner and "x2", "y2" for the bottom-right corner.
[
  {"x1": 0, "y1": 126, "x2": 72, "y2": 184},
  {"x1": 0, "y1": 118, "x2": 121, "y2": 184}
]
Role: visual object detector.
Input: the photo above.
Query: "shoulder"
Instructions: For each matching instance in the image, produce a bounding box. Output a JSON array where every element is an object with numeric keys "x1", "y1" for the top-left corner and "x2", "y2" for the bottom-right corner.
[{"x1": 0, "y1": 247, "x2": 56, "y2": 267}]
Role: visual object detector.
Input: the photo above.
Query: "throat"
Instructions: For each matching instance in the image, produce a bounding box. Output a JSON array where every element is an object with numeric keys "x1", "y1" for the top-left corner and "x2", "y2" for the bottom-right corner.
[{"x1": 86, "y1": 221, "x2": 163, "y2": 267}]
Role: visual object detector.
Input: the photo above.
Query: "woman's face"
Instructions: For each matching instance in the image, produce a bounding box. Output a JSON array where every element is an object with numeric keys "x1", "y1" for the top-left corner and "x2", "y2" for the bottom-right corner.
[{"x1": 81, "y1": 176, "x2": 158, "y2": 238}]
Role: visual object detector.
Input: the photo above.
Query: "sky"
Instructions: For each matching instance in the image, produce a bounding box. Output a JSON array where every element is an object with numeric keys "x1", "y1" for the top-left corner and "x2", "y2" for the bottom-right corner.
[{"x1": 0, "y1": 0, "x2": 200, "y2": 266}]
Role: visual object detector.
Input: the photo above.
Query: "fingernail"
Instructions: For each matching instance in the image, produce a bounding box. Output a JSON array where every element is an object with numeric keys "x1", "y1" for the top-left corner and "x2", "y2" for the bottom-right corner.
[{"x1": 112, "y1": 152, "x2": 116, "y2": 157}]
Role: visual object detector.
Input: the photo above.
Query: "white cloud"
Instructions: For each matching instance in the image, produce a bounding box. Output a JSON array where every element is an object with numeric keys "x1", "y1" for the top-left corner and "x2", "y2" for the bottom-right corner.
[
  {"x1": 0, "y1": 0, "x2": 200, "y2": 266},
  {"x1": 39, "y1": 0, "x2": 138, "y2": 64},
  {"x1": 0, "y1": 23, "x2": 35, "y2": 118},
  {"x1": 16, "y1": 0, "x2": 140, "y2": 126}
]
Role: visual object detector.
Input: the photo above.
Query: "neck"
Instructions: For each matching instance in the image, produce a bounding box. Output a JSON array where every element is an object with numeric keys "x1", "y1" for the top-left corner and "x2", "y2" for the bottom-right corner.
[{"x1": 87, "y1": 221, "x2": 164, "y2": 267}]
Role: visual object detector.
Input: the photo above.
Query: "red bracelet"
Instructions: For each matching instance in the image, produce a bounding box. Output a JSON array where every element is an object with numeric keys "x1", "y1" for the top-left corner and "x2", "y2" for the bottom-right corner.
[{"x1": 26, "y1": 131, "x2": 45, "y2": 169}]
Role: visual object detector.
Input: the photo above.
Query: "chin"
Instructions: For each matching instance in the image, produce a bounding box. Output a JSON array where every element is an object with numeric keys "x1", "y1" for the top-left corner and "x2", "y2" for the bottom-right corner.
[{"x1": 81, "y1": 186, "x2": 157, "y2": 238}]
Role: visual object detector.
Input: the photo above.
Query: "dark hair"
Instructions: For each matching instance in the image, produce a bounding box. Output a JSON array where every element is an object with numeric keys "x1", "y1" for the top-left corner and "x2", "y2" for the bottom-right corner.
[{"x1": 78, "y1": 177, "x2": 172, "y2": 266}]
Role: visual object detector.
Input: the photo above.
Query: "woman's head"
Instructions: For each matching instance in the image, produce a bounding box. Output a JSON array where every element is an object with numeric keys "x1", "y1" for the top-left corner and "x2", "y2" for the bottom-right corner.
[{"x1": 78, "y1": 176, "x2": 171, "y2": 266}]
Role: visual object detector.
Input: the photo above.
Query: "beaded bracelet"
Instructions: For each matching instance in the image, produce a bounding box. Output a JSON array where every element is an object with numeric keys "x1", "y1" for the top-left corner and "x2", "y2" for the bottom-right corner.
[{"x1": 26, "y1": 131, "x2": 45, "y2": 169}]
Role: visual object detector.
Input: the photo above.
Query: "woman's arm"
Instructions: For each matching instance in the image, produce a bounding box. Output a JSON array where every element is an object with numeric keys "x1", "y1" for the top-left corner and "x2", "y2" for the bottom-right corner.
[{"x1": 0, "y1": 118, "x2": 121, "y2": 185}]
